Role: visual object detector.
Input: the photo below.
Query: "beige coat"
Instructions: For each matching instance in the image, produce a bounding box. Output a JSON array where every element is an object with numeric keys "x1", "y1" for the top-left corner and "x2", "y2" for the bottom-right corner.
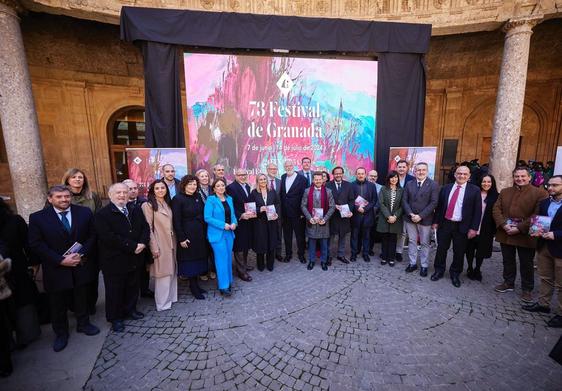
[{"x1": 141, "y1": 202, "x2": 176, "y2": 278}]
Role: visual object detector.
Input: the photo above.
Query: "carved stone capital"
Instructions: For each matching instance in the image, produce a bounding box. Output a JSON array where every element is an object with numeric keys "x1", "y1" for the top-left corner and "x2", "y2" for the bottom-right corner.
[{"x1": 502, "y1": 15, "x2": 543, "y2": 37}]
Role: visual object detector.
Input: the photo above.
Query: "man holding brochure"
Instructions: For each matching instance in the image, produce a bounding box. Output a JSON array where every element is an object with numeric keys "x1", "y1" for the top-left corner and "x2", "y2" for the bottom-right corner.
[
  {"x1": 29, "y1": 185, "x2": 99, "y2": 352},
  {"x1": 522, "y1": 174, "x2": 562, "y2": 328},
  {"x1": 326, "y1": 166, "x2": 354, "y2": 264},
  {"x1": 350, "y1": 167, "x2": 378, "y2": 263}
]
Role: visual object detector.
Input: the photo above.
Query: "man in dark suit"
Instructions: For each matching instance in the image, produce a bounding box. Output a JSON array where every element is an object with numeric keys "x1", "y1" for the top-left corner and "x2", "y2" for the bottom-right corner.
[
  {"x1": 350, "y1": 167, "x2": 378, "y2": 263},
  {"x1": 123, "y1": 179, "x2": 154, "y2": 299},
  {"x1": 28, "y1": 185, "x2": 99, "y2": 352},
  {"x1": 522, "y1": 174, "x2": 562, "y2": 328},
  {"x1": 326, "y1": 166, "x2": 355, "y2": 264},
  {"x1": 395, "y1": 159, "x2": 416, "y2": 262},
  {"x1": 226, "y1": 168, "x2": 255, "y2": 281},
  {"x1": 95, "y1": 182, "x2": 149, "y2": 332},
  {"x1": 402, "y1": 162, "x2": 440, "y2": 277},
  {"x1": 280, "y1": 159, "x2": 308, "y2": 263},
  {"x1": 297, "y1": 157, "x2": 313, "y2": 187},
  {"x1": 267, "y1": 162, "x2": 283, "y2": 262},
  {"x1": 431, "y1": 165, "x2": 482, "y2": 287},
  {"x1": 161, "y1": 164, "x2": 181, "y2": 199}
]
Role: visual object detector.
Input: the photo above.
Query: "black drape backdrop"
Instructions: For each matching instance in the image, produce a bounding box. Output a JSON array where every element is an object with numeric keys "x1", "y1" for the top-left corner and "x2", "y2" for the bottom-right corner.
[{"x1": 120, "y1": 7, "x2": 431, "y2": 176}]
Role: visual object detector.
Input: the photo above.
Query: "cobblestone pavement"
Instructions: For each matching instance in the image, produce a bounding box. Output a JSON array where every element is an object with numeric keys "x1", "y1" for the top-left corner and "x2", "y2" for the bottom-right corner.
[{"x1": 84, "y1": 245, "x2": 562, "y2": 391}]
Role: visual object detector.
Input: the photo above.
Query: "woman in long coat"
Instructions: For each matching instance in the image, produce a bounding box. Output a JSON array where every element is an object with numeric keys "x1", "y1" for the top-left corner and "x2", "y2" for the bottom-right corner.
[
  {"x1": 465, "y1": 174, "x2": 499, "y2": 281},
  {"x1": 376, "y1": 171, "x2": 404, "y2": 267},
  {"x1": 142, "y1": 179, "x2": 178, "y2": 310},
  {"x1": 251, "y1": 173, "x2": 280, "y2": 271},
  {"x1": 172, "y1": 175, "x2": 209, "y2": 300}
]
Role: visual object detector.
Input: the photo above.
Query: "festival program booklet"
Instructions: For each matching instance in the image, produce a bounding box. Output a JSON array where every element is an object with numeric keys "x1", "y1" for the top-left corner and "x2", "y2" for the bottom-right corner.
[
  {"x1": 338, "y1": 204, "x2": 352, "y2": 218},
  {"x1": 506, "y1": 217, "x2": 523, "y2": 227},
  {"x1": 529, "y1": 215, "x2": 552, "y2": 236},
  {"x1": 244, "y1": 202, "x2": 257, "y2": 215},
  {"x1": 266, "y1": 205, "x2": 277, "y2": 220},
  {"x1": 63, "y1": 242, "x2": 83, "y2": 256},
  {"x1": 312, "y1": 208, "x2": 324, "y2": 220},
  {"x1": 354, "y1": 195, "x2": 368, "y2": 208}
]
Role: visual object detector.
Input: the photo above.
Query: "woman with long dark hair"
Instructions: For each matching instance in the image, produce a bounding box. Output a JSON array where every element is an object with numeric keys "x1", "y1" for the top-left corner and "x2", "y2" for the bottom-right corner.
[
  {"x1": 172, "y1": 175, "x2": 209, "y2": 300},
  {"x1": 465, "y1": 174, "x2": 499, "y2": 281},
  {"x1": 376, "y1": 171, "x2": 404, "y2": 267},
  {"x1": 141, "y1": 179, "x2": 177, "y2": 310}
]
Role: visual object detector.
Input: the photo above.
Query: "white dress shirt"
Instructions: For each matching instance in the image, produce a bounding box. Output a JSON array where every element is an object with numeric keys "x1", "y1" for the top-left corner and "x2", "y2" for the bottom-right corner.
[
  {"x1": 446, "y1": 182, "x2": 467, "y2": 222},
  {"x1": 285, "y1": 172, "x2": 297, "y2": 192},
  {"x1": 53, "y1": 206, "x2": 72, "y2": 228}
]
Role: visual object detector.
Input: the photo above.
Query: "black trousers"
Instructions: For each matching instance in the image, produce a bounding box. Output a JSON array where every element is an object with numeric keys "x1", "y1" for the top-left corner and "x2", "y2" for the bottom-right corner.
[
  {"x1": 0, "y1": 300, "x2": 13, "y2": 373},
  {"x1": 351, "y1": 219, "x2": 370, "y2": 257},
  {"x1": 380, "y1": 232, "x2": 397, "y2": 261},
  {"x1": 500, "y1": 243, "x2": 535, "y2": 291},
  {"x1": 282, "y1": 217, "x2": 306, "y2": 258},
  {"x1": 87, "y1": 272, "x2": 99, "y2": 313},
  {"x1": 104, "y1": 271, "x2": 139, "y2": 322},
  {"x1": 434, "y1": 220, "x2": 467, "y2": 276},
  {"x1": 465, "y1": 236, "x2": 484, "y2": 270},
  {"x1": 49, "y1": 284, "x2": 89, "y2": 337},
  {"x1": 256, "y1": 251, "x2": 274, "y2": 271},
  {"x1": 138, "y1": 264, "x2": 150, "y2": 294}
]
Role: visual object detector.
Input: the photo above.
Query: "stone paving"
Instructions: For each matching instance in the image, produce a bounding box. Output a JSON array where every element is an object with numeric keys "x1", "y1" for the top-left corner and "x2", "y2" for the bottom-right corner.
[{"x1": 84, "y1": 245, "x2": 562, "y2": 391}]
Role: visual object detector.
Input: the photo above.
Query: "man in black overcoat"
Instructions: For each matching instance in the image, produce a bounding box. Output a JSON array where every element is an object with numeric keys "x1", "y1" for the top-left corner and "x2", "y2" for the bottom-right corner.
[
  {"x1": 326, "y1": 166, "x2": 354, "y2": 264},
  {"x1": 350, "y1": 167, "x2": 378, "y2": 263},
  {"x1": 28, "y1": 185, "x2": 99, "y2": 352},
  {"x1": 95, "y1": 182, "x2": 149, "y2": 332}
]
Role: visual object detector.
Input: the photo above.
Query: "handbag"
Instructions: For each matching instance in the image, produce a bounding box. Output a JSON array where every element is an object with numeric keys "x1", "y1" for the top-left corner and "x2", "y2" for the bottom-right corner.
[{"x1": 549, "y1": 335, "x2": 562, "y2": 366}]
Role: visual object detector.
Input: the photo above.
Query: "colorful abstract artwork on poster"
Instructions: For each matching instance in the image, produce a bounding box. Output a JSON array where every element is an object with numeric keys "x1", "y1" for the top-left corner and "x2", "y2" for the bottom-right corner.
[
  {"x1": 184, "y1": 53, "x2": 377, "y2": 181},
  {"x1": 126, "y1": 148, "x2": 188, "y2": 197},
  {"x1": 388, "y1": 147, "x2": 438, "y2": 179}
]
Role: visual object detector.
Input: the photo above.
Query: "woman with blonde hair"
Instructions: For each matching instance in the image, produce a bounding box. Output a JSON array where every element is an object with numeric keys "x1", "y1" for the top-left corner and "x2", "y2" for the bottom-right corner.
[{"x1": 142, "y1": 179, "x2": 178, "y2": 310}]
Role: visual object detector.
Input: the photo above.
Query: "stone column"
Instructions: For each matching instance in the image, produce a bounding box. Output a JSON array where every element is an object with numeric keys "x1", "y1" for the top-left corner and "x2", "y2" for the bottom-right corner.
[
  {"x1": 489, "y1": 16, "x2": 542, "y2": 190},
  {"x1": 0, "y1": 1, "x2": 48, "y2": 221}
]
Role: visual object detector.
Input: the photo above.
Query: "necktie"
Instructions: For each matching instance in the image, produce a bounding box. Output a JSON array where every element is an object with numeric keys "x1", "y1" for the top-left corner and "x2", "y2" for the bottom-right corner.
[
  {"x1": 417, "y1": 181, "x2": 422, "y2": 188},
  {"x1": 336, "y1": 183, "x2": 340, "y2": 192},
  {"x1": 306, "y1": 172, "x2": 310, "y2": 185},
  {"x1": 60, "y1": 211, "x2": 71, "y2": 233},
  {"x1": 270, "y1": 179, "x2": 275, "y2": 191},
  {"x1": 121, "y1": 207, "x2": 129, "y2": 218},
  {"x1": 445, "y1": 185, "x2": 461, "y2": 220},
  {"x1": 245, "y1": 184, "x2": 250, "y2": 197}
]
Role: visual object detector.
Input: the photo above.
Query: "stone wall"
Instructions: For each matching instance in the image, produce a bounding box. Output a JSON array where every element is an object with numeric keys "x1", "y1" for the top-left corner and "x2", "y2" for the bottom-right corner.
[{"x1": 1, "y1": 13, "x2": 561, "y2": 197}]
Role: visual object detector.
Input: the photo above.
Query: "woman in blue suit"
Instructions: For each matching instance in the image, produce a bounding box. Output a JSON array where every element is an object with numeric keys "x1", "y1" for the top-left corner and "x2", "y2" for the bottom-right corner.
[{"x1": 204, "y1": 178, "x2": 237, "y2": 296}]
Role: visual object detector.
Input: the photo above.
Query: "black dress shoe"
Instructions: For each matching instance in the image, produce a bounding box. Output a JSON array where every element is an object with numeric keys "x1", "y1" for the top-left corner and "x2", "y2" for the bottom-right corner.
[
  {"x1": 388, "y1": 260, "x2": 395, "y2": 267},
  {"x1": 199, "y1": 287, "x2": 207, "y2": 294},
  {"x1": 368, "y1": 250, "x2": 375, "y2": 256},
  {"x1": 53, "y1": 335, "x2": 68, "y2": 352},
  {"x1": 141, "y1": 289, "x2": 155, "y2": 298},
  {"x1": 326, "y1": 258, "x2": 332, "y2": 266},
  {"x1": 337, "y1": 256, "x2": 350, "y2": 264},
  {"x1": 473, "y1": 269, "x2": 482, "y2": 281},
  {"x1": 275, "y1": 254, "x2": 284, "y2": 262},
  {"x1": 239, "y1": 274, "x2": 252, "y2": 282},
  {"x1": 547, "y1": 315, "x2": 562, "y2": 328},
  {"x1": 381, "y1": 259, "x2": 387, "y2": 265},
  {"x1": 466, "y1": 267, "x2": 474, "y2": 280},
  {"x1": 299, "y1": 256, "x2": 307, "y2": 264},
  {"x1": 522, "y1": 302, "x2": 551, "y2": 313},
  {"x1": 420, "y1": 267, "x2": 428, "y2": 277},
  {"x1": 405, "y1": 264, "x2": 418, "y2": 273},
  {"x1": 111, "y1": 320, "x2": 125, "y2": 332},
  {"x1": 395, "y1": 253, "x2": 403, "y2": 262},
  {"x1": 127, "y1": 311, "x2": 144, "y2": 320},
  {"x1": 77, "y1": 323, "x2": 100, "y2": 336},
  {"x1": 321, "y1": 263, "x2": 328, "y2": 271},
  {"x1": 350, "y1": 256, "x2": 357, "y2": 262},
  {"x1": 307, "y1": 261, "x2": 315, "y2": 270},
  {"x1": 430, "y1": 271, "x2": 444, "y2": 281},
  {"x1": 363, "y1": 255, "x2": 371, "y2": 263},
  {"x1": 451, "y1": 275, "x2": 461, "y2": 288},
  {"x1": 281, "y1": 256, "x2": 291, "y2": 263}
]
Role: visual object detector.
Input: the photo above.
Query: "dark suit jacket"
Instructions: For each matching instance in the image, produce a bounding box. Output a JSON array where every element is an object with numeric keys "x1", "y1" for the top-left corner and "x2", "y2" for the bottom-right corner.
[
  {"x1": 127, "y1": 197, "x2": 147, "y2": 209},
  {"x1": 402, "y1": 178, "x2": 440, "y2": 226},
  {"x1": 351, "y1": 180, "x2": 378, "y2": 227},
  {"x1": 297, "y1": 170, "x2": 313, "y2": 187},
  {"x1": 28, "y1": 204, "x2": 96, "y2": 292},
  {"x1": 326, "y1": 180, "x2": 355, "y2": 235},
  {"x1": 226, "y1": 181, "x2": 254, "y2": 251},
  {"x1": 280, "y1": 173, "x2": 307, "y2": 220},
  {"x1": 433, "y1": 183, "x2": 482, "y2": 234},
  {"x1": 94, "y1": 202, "x2": 150, "y2": 275},
  {"x1": 537, "y1": 198, "x2": 562, "y2": 258}
]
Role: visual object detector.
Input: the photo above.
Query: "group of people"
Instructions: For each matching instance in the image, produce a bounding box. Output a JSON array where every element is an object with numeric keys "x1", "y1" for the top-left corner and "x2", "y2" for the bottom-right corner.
[{"x1": 1, "y1": 158, "x2": 562, "y2": 378}]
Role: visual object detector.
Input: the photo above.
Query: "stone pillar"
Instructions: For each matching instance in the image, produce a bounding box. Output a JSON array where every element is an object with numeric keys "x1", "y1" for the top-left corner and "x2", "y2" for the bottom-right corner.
[
  {"x1": 0, "y1": 1, "x2": 48, "y2": 220},
  {"x1": 489, "y1": 16, "x2": 542, "y2": 190}
]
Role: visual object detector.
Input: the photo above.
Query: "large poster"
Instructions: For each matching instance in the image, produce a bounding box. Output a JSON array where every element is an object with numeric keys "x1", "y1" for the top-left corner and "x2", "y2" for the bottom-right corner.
[
  {"x1": 388, "y1": 147, "x2": 438, "y2": 179},
  {"x1": 184, "y1": 53, "x2": 377, "y2": 181},
  {"x1": 126, "y1": 148, "x2": 188, "y2": 197}
]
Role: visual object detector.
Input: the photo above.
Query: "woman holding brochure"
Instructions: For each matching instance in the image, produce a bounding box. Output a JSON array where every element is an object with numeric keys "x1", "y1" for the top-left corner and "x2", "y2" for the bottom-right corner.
[
  {"x1": 204, "y1": 178, "x2": 237, "y2": 296},
  {"x1": 376, "y1": 171, "x2": 404, "y2": 267},
  {"x1": 251, "y1": 173, "x2": 280, "y2": 271}
]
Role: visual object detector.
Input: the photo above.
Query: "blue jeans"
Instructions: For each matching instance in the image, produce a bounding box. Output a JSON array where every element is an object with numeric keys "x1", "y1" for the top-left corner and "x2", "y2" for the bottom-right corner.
[{"x1": 308, "y1": 238, "x2": 328, "y2": 264}]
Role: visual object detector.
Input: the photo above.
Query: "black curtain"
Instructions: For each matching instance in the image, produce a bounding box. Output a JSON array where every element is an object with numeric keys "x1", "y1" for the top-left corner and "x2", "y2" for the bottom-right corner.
[{"x1": 122, "y1": 7, "x2": 431, "y2": 170}]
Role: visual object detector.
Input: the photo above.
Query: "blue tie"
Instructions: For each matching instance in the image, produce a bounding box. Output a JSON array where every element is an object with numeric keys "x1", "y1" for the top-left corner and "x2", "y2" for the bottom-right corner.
[
  {"x1": 121, "y1": 207, "x2": 129, "y2": 218},
  {"x1": 60, "y1": 211, "x2": 71, "y2": 233}
]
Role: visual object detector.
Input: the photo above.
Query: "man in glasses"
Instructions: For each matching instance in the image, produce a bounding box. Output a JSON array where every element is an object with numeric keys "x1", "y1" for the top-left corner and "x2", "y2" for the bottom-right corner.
[{"x1": 522, "y1": 175, "x2": 562, "y2": 328}]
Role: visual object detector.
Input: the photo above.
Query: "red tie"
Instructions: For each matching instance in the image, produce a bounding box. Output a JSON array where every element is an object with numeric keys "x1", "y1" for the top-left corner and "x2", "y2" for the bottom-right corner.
[{"x1": 445, "y1": 185, "x2": 461, "y2": 220}]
